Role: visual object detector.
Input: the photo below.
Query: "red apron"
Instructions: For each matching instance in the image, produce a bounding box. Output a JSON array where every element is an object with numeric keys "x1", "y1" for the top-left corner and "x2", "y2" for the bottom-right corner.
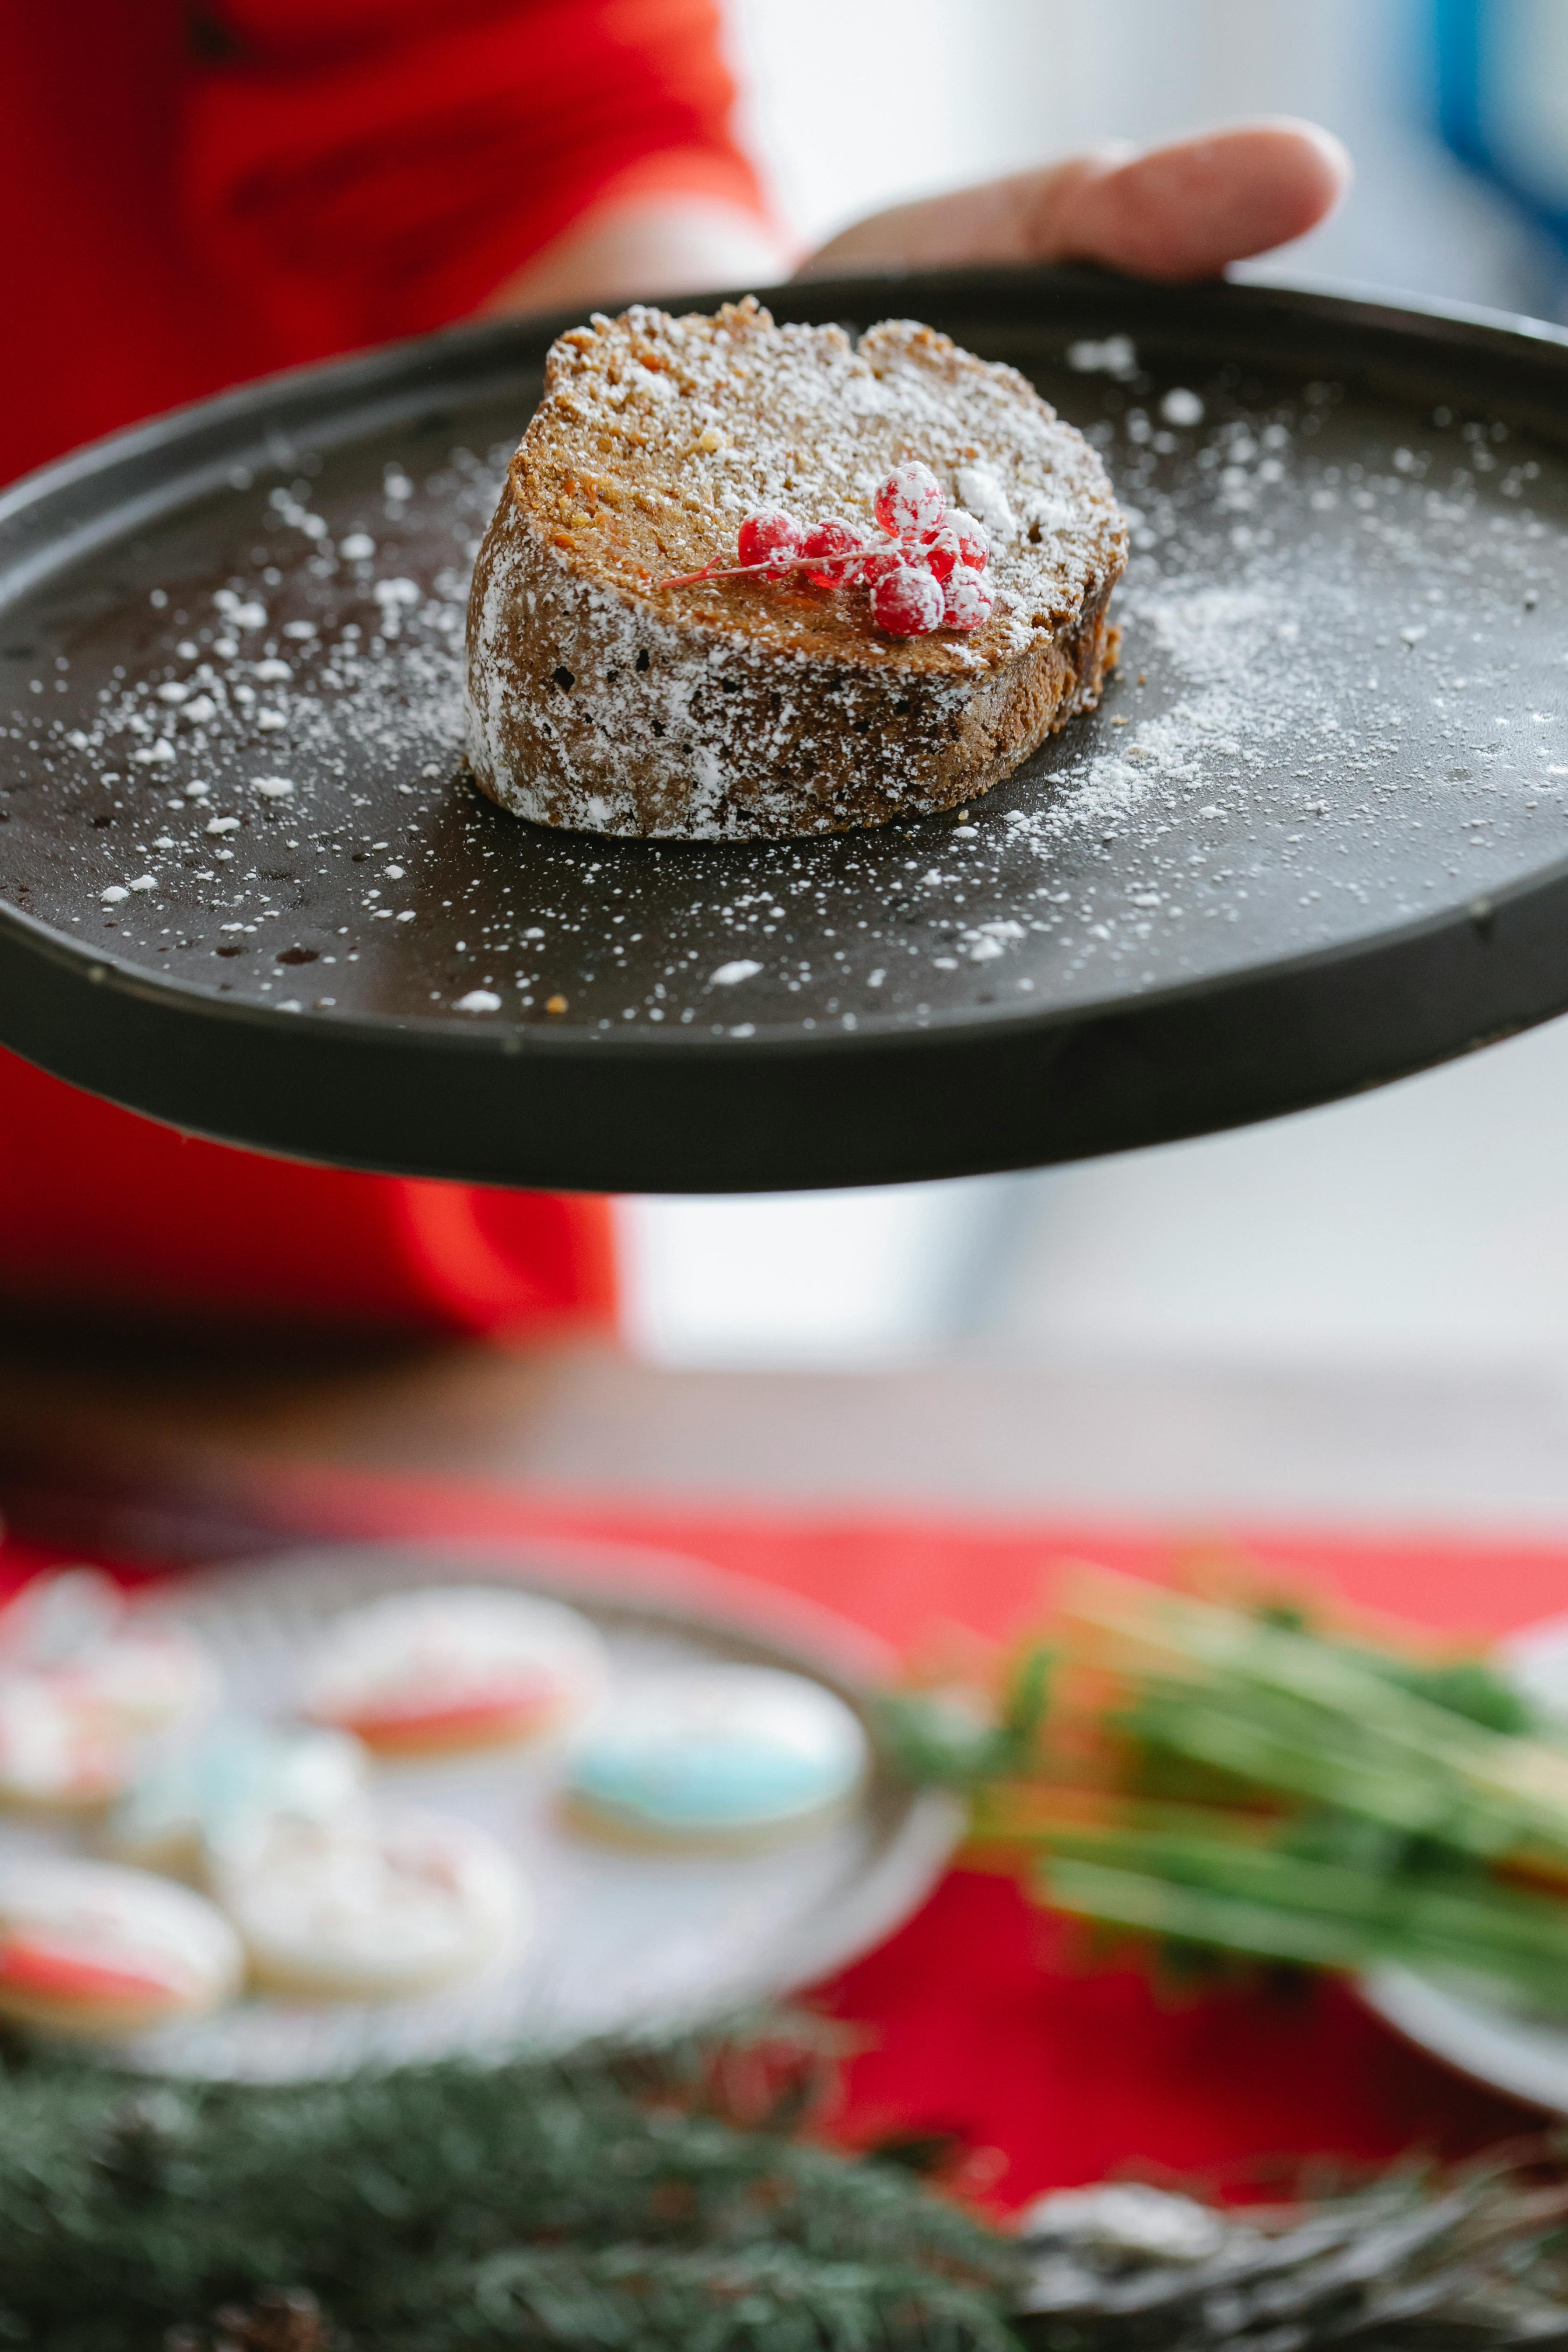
[{"x1": 0, "y1": 0, "x2": 763, "y2": 1331}]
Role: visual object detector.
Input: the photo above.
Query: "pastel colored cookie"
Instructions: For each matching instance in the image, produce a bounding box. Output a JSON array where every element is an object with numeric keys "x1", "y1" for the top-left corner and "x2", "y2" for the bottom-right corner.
[
  {"x1": 0, "y1": 1681, "x2": 134, "y2": 1809},
  {"x1": 0, "y1": 1568, "x2": 216, "y2": 1729},
  {"x1": 564, "y1": 1665, "x2": 869, "y2": 1849},
  {"x1": 301, "y1": 1586, "x2": 608, "y2": 1758},
  {"x1": 0, "y1": 1569, "x2": 218, "y2": 1806},
  {"x1": 0, "y1": 1857, "x2": 242, "y2": 2037},
  {"x1": 61, "y1": 1616, "x2": 218, "y2": 1734},
  {"x1": 210, "y1": 1807, "x2": 528, "y2": 1998},
  {"x1": 108, "y1": 1721, "x2": 368, "y2": 1876}
]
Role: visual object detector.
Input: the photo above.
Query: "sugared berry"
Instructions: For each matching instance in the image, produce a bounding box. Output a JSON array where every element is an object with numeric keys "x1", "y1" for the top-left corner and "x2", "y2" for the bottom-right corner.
[
  {"x1": 872, "y1": 563, "x2": 945, "y2": 637},
  {"x1": 947, "y1": 508, "x2": 991, "y2": 571},
  {"x1": 800, "y1": 518, "x2": 871, "y2": 588},
  {"x1": 941, "y1": 570, "x2": 994, "y2": 631},
  {"x1": 923, "y1": 527, "x2": 961, "y2": 584},
  {"x1": 874, "y1": 462, "x2": 947, "y2": 541},
  {"x1": 924, "y1": 509, "x2": 990, "y2": 583},
  {"x1": 861, "y1": 540, "x2": 907, "y2": 584},
  {"x1": 737, "y1": 508, "x2": 804, "y2": 577}
]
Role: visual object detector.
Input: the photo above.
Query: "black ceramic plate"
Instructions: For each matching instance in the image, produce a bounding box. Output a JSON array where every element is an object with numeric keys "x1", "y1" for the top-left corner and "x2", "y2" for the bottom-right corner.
[{"x1": 3, "y1": 266, "x2": 1568, "y2": 1194}]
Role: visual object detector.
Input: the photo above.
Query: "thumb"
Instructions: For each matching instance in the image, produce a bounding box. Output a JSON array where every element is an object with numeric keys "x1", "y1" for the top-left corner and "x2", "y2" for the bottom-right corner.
[
  {"x1": 1041, "y1": 120, "x2": 1352, "y2": 280},
  {"x1": 803, "y1": 120, "x2": 1350, "y2": 284}
]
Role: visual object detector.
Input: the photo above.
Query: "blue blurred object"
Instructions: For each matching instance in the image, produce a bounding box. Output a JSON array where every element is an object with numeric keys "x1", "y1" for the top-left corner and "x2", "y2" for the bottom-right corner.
[{"x1": 1434, "y1": 0, "x2": 1568, "y2": 267}]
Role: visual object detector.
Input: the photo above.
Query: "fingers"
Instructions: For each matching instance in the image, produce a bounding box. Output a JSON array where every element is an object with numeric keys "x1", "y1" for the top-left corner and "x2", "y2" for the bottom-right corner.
[
  {"x1": 1041, "y1": 120, "x2": 1352, "y2": 280},
  {"x1": 802, "y1": 119, "x2": 1350, "y2": 283},
  {"x1": 801, "y1": 148, "x2": 1128, "y2": 278}
]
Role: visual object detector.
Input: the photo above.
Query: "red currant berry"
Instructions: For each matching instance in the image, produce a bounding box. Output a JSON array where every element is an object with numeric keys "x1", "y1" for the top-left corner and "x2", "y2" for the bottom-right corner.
[
  {"x1": 941, "y1": 570, "x2": 994, "y2": 632},
  {"x1": 800, "y1": 518, "x2": 871, "y2": 588},
  {"x1": 737, "y1": 508, "x2": 804, "y2": 577},
  {"x1": 874, "y1": 462, "x2": 946, "y2": 541},
  {"x1": 863, "y1": 533, "x2": 917, "y2": 583},
  {"x1": 924, "y1": 526, "x2": 961, "y2": 584},
  {"x1": 945, "y1": 507, "x2": 990, "y2": 571},
  {"x1": 871, "y1": 562, "x2": 944, "y2": 637},
  {"x1": 923, "y1": 511, "x2": 989, "y2": 581}
]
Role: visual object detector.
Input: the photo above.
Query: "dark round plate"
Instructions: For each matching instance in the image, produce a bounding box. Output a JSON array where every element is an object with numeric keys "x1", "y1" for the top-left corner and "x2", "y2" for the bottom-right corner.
[{"x1": 3, "y1": 266, "x2": 1568, "y2": 1194}]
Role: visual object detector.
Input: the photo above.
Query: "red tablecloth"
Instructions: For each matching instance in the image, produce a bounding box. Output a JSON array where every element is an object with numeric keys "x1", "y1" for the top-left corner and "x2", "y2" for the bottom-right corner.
[{"x1": 3, "y1": 1469, "x2": 1558, "y2": 2200}]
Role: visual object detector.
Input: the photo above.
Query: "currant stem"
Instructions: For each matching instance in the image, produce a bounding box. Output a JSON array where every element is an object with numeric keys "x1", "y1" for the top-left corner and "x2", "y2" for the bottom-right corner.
[{"x1": 659, "y1": 534, "x2": 904, "y2": 594}]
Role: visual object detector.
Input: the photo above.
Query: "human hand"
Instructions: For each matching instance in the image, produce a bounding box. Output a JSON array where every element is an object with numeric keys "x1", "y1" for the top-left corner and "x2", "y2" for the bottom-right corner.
[
  {"x1": 482, "y1": 120, "x2": 1348, "y2": 322},
  {"x1": 800, "y1": 120, "x2": 1350, "y2": 282}
]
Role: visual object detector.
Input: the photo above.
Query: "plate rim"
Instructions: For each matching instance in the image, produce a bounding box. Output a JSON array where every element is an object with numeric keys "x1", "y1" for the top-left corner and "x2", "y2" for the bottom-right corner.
[{"x1": 1359, "y1": 1962, "x2": 1567, "y2": 2114}]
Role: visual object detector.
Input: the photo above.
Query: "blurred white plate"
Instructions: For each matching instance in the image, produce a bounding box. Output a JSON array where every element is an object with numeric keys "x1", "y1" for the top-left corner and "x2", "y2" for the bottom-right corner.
[
  {"x1": 0, "y1": 1540, "x2": 961, "y2": 2081},
  {"x1": 1360, "y1": 1963, "x2": 1568, "y2": 2112},
  {"x1": 1359, "y1": 1610, "x2": 1568, "y2": 2114}
]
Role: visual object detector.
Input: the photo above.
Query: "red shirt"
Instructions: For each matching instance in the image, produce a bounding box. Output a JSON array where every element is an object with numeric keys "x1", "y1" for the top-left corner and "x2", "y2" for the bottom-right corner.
[{"x1": 0, "y1": 0, "x2": 764, "y2": 1332}]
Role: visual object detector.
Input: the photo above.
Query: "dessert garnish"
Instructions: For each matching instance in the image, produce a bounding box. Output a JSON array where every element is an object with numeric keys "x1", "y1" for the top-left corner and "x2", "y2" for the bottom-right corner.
[{"x1": 660, "y1": 461, "x2": 994, "y2": 637}]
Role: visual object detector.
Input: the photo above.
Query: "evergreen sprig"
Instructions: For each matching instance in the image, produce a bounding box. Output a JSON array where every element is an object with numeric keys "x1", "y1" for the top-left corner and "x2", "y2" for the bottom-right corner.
[
  {"x1": 0, "y1": 2028, "x2": 1017, "y2": 2352},
  {"x1": 8, "y1": 2024, "x2": 1568, "y2": 2352},
  {"x1": 1014, "y1": 2162, "x2": 1568, "y2": 2352}
]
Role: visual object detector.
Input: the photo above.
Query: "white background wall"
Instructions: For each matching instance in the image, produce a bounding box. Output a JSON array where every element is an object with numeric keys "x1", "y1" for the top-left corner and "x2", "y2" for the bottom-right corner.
[{"x1": 725, "y1": 0, "x2": 1556, "y2": 308}]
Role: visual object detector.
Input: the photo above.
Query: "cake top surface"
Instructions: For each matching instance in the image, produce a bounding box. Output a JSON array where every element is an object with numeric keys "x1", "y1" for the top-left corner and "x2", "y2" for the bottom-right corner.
[{"x1": 509, "y1": 297, "x2": 1126, "y2": 675}]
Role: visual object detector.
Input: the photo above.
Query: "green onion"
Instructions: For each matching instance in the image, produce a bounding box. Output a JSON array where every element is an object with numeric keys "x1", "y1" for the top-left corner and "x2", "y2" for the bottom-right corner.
[{"x1": 887, "y1": 1566, "x2": 1568, "y2": 2012}]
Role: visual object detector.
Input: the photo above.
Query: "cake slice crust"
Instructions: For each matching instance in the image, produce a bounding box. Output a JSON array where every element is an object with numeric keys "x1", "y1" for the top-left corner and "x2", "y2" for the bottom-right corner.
[{"x1": 466, "y1": 298, "x2": 1127, "y2": 838}]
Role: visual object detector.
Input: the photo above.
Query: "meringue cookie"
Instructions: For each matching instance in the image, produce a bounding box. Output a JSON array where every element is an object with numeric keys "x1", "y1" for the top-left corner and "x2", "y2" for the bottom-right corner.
[
  {"x1": 210, "y1": 1806, "x2": 528, "y2": 1998},
  {"x1": 565, "y1": 1664, "x2": 868, "y2": 1849},
  {"x1": 301, "y1": 1586, "x2": 607, "y2": 1758},
  {"x1": 0, "y1": 1855, "x2": 242, "y2": 2037}
]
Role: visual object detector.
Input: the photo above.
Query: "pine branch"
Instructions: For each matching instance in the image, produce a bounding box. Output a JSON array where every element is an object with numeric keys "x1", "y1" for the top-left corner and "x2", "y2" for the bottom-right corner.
[
  {"x1": 0, "y1": 2030, "x2": 1016, "y2": 2352},
  {"x1": 1011, "y1": 2161, "x2": 1568, "y2": 2352},
  {"x1": 7, "y1": 2025, "x2": 1568, "y2": 2352}
]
